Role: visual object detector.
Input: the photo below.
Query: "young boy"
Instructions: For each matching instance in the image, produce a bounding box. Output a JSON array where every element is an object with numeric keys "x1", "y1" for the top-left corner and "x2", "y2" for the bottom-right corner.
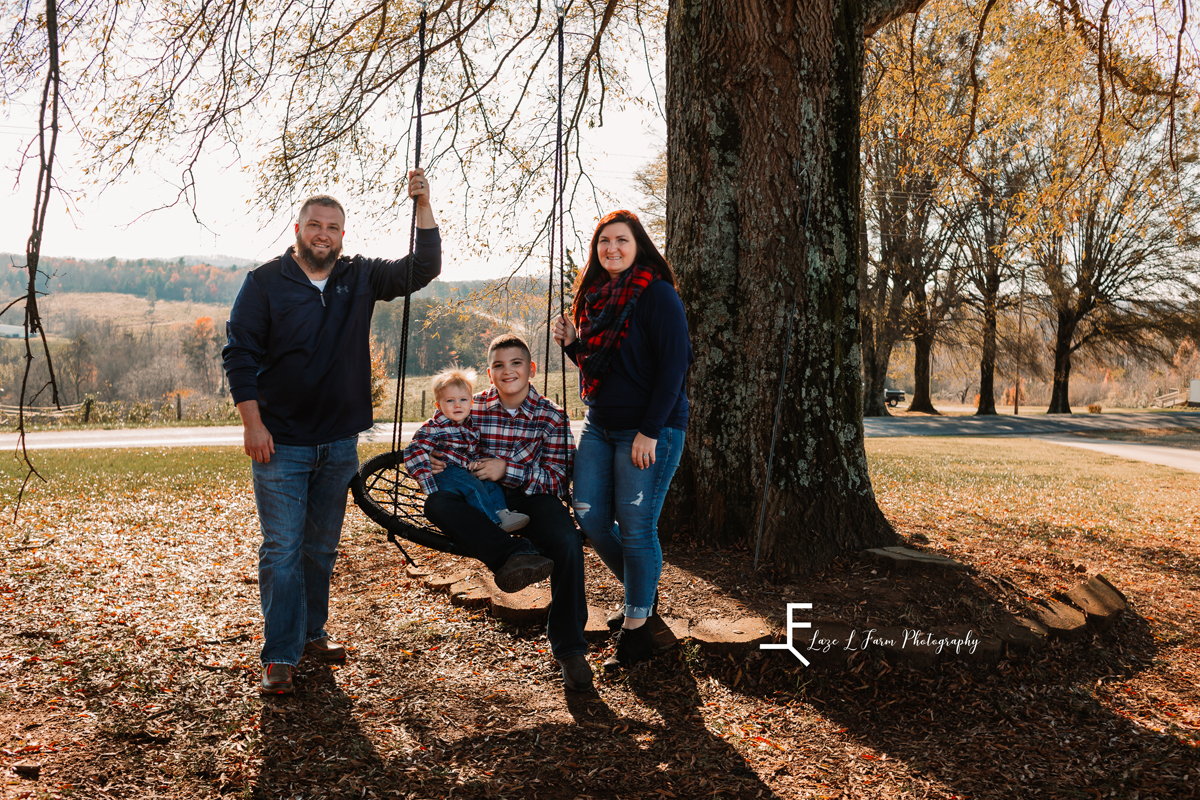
[
  {"x1": 423, "y1": 334, "x2": 592, "y2": 692},
  {"x1": 404, "y1": 367, "x2": 530, "y2": 532}
]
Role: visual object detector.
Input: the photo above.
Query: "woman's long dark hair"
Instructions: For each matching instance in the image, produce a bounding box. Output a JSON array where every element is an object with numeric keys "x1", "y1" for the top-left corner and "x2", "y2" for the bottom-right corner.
[{"x1": 570, "y1": 209, "x2": 677, "y2": 328}]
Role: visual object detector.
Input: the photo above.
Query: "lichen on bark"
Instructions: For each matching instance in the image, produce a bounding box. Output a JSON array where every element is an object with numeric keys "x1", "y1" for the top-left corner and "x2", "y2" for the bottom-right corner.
[{"x1": 662, "y1": 0, "x2": 900, "y2": 575}]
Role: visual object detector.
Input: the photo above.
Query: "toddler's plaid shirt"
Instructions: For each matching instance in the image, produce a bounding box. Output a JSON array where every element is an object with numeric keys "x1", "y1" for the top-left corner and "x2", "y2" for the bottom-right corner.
[{"x1": 402, "y1": 411, "x2": 482, "y2": 495}]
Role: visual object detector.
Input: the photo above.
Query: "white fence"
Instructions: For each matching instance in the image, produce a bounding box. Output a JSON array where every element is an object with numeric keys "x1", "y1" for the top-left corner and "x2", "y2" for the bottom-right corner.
[{"x1": 0, "y1": 402, "x2": 85, "y2": 418}]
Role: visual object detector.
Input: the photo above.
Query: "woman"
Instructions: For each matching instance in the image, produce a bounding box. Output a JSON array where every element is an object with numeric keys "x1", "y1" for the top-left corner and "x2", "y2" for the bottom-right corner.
[{"x1": 553, "y1": 209, "x2": 693, "y2": 670}]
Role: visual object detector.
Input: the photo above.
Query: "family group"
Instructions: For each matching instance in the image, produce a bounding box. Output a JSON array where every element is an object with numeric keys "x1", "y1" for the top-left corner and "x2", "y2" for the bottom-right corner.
[{"x1": 221, "y1": 169, "x2": 693, "y2": 696}]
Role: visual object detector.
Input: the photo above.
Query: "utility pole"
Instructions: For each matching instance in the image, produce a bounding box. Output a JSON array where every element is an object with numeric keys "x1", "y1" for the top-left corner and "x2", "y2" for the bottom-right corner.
[{"x1": 1014, "y1": 265, "x2": 1025, "y2": 416}]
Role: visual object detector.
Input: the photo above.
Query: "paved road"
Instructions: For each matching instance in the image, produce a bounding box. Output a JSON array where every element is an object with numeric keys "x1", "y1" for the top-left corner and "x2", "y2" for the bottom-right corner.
[
  {"x1": 6, "y1": 412, "x2": 1197, "y2": 450},
  {"x1": 863, "y1": 410, "x2": 1200, "y2": 438},
  {"x1": 1031, "y1": 435, "x2": 1200, "y2": 475},
  {"x1": 865, "y1": 410, "x2": 1200, "y2": 474},
  {"x1": 5, "y1": 412, "x2": 1197, "y2": 473},
  {"x1": 0, "y1": 421, "x2": 588, "y2": 451}
]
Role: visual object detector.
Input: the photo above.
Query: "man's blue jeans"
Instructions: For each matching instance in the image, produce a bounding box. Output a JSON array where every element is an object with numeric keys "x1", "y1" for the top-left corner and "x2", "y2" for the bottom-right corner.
[
  {"x1": 433, "y1": 464, "x2": 507, "y2": 525},
  {"x1": 251, "y1": 435, "x2": 360, "y2": 667},
  {"x1": 571, "y1": 422, "x2": 684, "y2": 620}
]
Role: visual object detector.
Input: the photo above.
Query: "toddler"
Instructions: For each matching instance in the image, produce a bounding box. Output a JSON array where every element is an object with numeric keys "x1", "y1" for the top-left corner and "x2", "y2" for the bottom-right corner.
[{"x1": 403, "y1": 367, "x2": 530, "y2": 532}]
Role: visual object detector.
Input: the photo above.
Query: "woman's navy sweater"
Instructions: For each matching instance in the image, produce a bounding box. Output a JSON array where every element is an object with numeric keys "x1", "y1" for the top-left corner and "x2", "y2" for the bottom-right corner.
[{"x1": 565, "y1": 279, "x2": 693, "y2": 439}]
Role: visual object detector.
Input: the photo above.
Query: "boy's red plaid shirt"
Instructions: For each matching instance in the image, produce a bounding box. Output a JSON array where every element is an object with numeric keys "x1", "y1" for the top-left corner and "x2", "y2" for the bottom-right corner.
[{"x1": 470, "y1": 384, "x2": 573, "y2": 498}]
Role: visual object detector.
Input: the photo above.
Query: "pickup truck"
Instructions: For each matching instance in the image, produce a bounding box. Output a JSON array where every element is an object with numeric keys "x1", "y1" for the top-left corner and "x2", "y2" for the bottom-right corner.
[{"x1": 884, "y1": 389, "x2": 906, "y2": 408}]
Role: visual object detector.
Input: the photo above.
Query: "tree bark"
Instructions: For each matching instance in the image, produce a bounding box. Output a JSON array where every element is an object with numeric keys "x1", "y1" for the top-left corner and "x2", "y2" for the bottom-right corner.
[
  {"x1": 1047, "y1": 313, "x2": 1076, "y2": 413},
  {"x1": 908, "y1": 325, "x2": 937, "y2": 413},
  {"x1": 976, "y1": 297, "x2": 998, "y2": 415},
  {"x1": 663, "y1": 0, "x2": 902, "y2": 574},
  {"x1": 859, "y1": 213, "x2": 892, "y2": 419},
  {"x1": 863, "y1": 332, "x2": 896, "y2": 417}
]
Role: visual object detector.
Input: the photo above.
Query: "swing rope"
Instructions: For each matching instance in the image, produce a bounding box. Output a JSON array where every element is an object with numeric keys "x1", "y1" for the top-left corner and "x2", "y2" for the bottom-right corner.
[
  {"x1": 556, "y1": 2, "x2": 570, "y2": 414},
  {"x1": 754, "y1": 171, "x2": 815, "y2": 571},
  {"x1": 391, "y1": 3, "x2": 429, "y2": 456},
  {"x1": 375, "y1": 2, "x2": 429, "y2": 566},
  {"x1": 352, "y1": 3, "x2": 577, "y2": 564},
  {"x1": 544, "y1": 1, "x2": 570, "y2": 410}
]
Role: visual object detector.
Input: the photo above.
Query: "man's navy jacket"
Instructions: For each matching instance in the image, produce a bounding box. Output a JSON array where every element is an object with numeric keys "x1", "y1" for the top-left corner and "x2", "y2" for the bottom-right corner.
[{"x1": 223, "y1": 228, "x2": 442, "y2": 446}]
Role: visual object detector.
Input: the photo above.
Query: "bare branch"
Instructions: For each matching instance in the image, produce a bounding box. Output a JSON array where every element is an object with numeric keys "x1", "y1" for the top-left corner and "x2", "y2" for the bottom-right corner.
[
  {"x1": 1167, "y1": 0, "x2": 1188, "y2": 169},
  {"x1": 13, "y1": 0, "x2": 64, "y2": 520},
  {"x1": 954, "y1": 0, "x2": 997, "y2": 168},
  {"x1": 865, "y1": 0, "x2": 931, "y2": 38}
]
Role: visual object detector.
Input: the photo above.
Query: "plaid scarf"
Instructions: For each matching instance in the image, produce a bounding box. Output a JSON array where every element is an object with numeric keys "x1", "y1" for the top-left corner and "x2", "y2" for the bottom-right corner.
[{"x1": 576, "y1": 264, "x2": 657, "y2": 398}]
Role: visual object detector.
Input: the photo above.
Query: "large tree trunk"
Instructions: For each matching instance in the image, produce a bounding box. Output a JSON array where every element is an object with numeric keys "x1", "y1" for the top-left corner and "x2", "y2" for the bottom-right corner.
[
  {"x1": 976, "y1": 296, "x2": 999, "y2": 415},
  {"x1": 663, "y1": 0, "x2": 898, "y2": 575},
  {"x1": 868, "y1": 335, "x2": 897, "y2": 417},
  {"x1": 862, "y1": 265, "x2": 908, "y2": 418},
  {"x1": 909, "y1": 328, "x2": 937, "y2": 413},
  {"x1": 1047, "y1": 313, "x2": 1076, "y2": 413}
]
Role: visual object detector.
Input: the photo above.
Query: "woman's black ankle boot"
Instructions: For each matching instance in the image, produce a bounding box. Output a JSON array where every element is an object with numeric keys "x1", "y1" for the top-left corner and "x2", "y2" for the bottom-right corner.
[{"x1": 603, "y1": 624, "x2": 654, "y2": 671}]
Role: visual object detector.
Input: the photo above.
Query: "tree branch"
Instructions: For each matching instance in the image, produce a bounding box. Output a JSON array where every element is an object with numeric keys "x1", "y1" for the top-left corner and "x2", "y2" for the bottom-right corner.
[
  {"x1": 865, "y1": 0, "x2": 931, "y2": 38},
  {"x1": 13, "y1": 0, "x2": 64, "y2": 521}
]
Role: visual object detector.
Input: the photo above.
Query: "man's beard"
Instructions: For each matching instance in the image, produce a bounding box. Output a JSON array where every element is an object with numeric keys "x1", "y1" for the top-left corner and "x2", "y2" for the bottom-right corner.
[{"x1": 294, "y1": 236, "x2": 342, "y2": 272}]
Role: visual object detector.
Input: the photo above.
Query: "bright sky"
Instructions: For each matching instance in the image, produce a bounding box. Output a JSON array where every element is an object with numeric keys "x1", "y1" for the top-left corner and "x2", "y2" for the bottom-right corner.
[{"x1": 0, "y1": 70, "x2": 664, "y2": 283}]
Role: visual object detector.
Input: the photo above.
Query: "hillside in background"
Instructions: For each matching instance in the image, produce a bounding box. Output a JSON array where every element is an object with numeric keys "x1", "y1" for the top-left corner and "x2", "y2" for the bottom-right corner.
[
  {"x1": 38, "y1": 293, "x2": 233, "y2": 335},
  {"x1": 0, "y1": 252, "x2": 498, "y2": 323},
  {"x1": 0, "y1": 250, "x2": 564, "y2": 408}
]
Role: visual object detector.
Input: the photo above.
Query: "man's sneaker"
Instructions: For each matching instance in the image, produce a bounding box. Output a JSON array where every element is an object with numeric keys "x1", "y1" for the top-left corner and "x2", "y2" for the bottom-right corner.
[
  {"x1": 494, "y1": 552, "x2": 554, "y2": 593},
  {"x1": 303, "y1": 638, "x2": 347, "y2": 662},
  {"x1": 557, "y1": 654, "x2": 594, "y2": 692},
  {"x1": 603, "y1": 625, "x2": 655, "y2": 671},
  {"x1": 495, "y1": 509, "x2": 531, "y2": 532},
  {"x1": 261, "y1": 663, "x2": 294, "y2": 695}
]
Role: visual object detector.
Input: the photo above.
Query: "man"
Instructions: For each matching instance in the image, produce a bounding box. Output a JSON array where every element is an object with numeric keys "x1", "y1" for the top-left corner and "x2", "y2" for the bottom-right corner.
[
  {"x1": 223, "y1": 169, "x2": 440, "y2": 695},
  {"x1": 424, "y1": 334, "x2": 593, "y2": 692}
]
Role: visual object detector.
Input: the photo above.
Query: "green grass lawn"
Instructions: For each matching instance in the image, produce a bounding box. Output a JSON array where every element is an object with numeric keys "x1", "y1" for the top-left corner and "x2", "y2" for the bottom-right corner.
[{"x1": 866, "y1": 436, "x2": 1198, "y2": 547}]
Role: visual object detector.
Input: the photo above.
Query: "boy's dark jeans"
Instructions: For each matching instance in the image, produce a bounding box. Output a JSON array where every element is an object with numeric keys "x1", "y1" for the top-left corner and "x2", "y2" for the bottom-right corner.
[{"x1": 424, "y1": 488, "x2": 589, "y2": 659}]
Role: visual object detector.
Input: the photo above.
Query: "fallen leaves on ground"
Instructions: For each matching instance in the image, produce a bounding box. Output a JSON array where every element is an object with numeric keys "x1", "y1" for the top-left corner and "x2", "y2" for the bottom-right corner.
[{"x1": 0, "y1": 441, "x2": 1196, "y2": 799}]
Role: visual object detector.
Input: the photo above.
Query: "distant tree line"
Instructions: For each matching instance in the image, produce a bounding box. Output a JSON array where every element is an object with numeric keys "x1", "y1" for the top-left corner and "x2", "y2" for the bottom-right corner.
[
  {"x1": 371, "y1": 276, "x2": 575, "y2": 379},
  {"x1": 1, "y1": 254, "x2": 247, "y2": 304},
  {"x1": 857, "y1": 0, "x2": 1200, "y2": 415},
  {"x1": 0, "y1": 275, "x2": 550, "y2": 415},
  {"x1": 0, "y1": 315, "x2": 221, "y2": 407},
  {"x1": 0, "y1": 254, "x2": 498, "y2": 309},
  {"x1": 371, "y1": 299, "x2": 496, "y2": 379}
]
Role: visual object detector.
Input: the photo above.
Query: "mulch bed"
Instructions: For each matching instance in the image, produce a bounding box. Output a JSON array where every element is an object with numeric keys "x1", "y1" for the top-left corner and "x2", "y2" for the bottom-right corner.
[{"x1": 2, "y1": 442, "x2": 1198, "y2": 798}]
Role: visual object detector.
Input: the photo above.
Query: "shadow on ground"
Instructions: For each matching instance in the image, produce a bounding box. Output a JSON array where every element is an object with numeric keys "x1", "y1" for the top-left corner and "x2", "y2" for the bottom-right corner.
[
  {"x1": 252, "y1": 654, "x2": 780, "y2": 799},
  {"x1": 717, "y1": 587, "x2": 1200, "y2": 798}
]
